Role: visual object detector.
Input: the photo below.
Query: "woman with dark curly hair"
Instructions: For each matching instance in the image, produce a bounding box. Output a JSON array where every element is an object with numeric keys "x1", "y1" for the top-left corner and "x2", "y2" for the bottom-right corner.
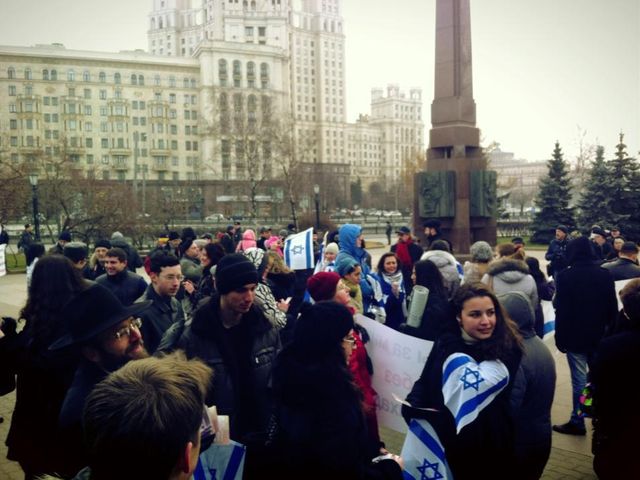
[
  {"x1": 402, "y1": 283, "x2": 523, "y2": 479},
  {"x1": 184, "y1": 241, "x2": 226, "y2": 308},
  {"x1": 371, "y1": 252, "x2": 406, "y2": 330},
  {"x1": 6, "y1": 255, "x2": 91, "y2": 479},
  {"x1": 400, "y1": 259, "x2": 452, "y2": 341}
]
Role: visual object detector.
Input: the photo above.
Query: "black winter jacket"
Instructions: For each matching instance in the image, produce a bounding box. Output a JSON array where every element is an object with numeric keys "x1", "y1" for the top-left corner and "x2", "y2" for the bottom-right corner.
[
  {"x1": 136, "y1": 285, "x2": 185, "y2": 354},
  {"x1": 95, "y1": 270, "x2": 147, "y2": 306},
  {"x1": 553, "y1": 261, "x2": 618, "y2": 354},
  {"x1": 169, "y1": 294, "x2": 281, "y2": 441},
  {"x1": 402, "y1": 331, "x2": 522, "y2": 480}
]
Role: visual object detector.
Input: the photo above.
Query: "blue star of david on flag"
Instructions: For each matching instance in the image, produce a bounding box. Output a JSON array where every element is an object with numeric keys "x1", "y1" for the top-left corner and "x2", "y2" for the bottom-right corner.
[
  {"x1": 416, "y1": 458, "x2": 444, "y2": 480},
  {"x1": 460, "y1": 366, "x2": 484, "y2": 391},
  {"x1": 284, "y1": 228, "x2": 314, "y2": 270},
  {"x1": 401, "y1": 419, "x2": 452, "y2": 480}
]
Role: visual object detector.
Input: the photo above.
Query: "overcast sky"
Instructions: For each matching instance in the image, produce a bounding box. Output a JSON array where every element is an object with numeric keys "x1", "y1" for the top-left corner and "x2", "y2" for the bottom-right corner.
[{"x1": 1, "y1": 0, "x2": 638, "y2": 162}]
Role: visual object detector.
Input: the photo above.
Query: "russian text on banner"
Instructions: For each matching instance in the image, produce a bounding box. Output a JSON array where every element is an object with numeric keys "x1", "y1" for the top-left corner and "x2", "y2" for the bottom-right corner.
[{"x1": 356, "y1": 314, "x2": 433, "y2": 433}]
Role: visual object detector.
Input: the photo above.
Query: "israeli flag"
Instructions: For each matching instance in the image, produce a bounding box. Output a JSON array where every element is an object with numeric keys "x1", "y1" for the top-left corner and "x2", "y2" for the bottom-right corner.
[
  {"x1": 284, "y1": 227, "x2": 314, "y2": 270},
  {"x1": 193, "y1": 440, "x2": 245, "y2": 480},
  {"x1": 442, "y1": 353, "x2": 509, "y2": 434},
  {"x1": 401, "y1": 419, "x2": 453, "y2": 480},
  {"x1": 541, "y1": 300, "x2": 555, "y2": 341}
]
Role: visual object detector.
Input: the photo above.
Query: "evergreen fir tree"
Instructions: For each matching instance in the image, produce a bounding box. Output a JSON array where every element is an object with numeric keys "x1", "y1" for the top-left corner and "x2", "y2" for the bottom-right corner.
[
  {"x1": 609, "y1": 133, "x2": 640, "y2": 240},
  {"x1": 531, "y1": 141, "x2": 575, "y2": 243},
  {"x1": 577, "y1": 145, "x2": 616, "y2": 228}
]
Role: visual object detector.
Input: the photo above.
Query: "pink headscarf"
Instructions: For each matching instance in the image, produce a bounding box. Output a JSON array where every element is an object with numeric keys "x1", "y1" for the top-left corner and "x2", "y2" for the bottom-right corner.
[
  {"x1": 265, "y1": 235, "x2": 283, "y2": 257},
  {"x1": 236, "y1": 229, "x2": 257, "y2": 252}
]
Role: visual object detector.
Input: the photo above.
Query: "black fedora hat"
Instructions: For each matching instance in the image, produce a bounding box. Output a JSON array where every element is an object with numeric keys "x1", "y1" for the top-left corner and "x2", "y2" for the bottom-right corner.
[{"x1": 49, "y1": 284, "x2": 151, "y2": 351}]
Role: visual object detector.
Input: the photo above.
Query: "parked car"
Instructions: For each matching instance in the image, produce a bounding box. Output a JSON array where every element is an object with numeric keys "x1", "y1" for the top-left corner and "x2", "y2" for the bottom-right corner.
[
  {"x1": 383, "y1": 210, "x2": 403, "y2": 218},
  {"x1": 204, "y1": 213, "x2": 226, "y2": 222}
]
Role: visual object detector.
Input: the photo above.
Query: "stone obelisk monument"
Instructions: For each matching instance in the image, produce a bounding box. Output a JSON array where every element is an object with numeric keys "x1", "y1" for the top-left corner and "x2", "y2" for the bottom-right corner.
[{"x1": 415, "y1": 0, "x2": 496, "y2": 254}]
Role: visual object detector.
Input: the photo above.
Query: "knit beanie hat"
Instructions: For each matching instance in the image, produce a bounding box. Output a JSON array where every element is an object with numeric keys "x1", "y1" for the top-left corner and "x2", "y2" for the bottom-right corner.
[
  {"x1": 215, "y1": 253, "x2": 259, "y2": 294},
  {"x1": 469, "y1": 241, "x2": 493, "y2": 263},
  {"x1": 293, "y1": 302, "x2": 354, "y2": 360},
  {"x1": 335, "y1": 256, "x2": 359, "y2": 277},
  {"x1": 94, "y1": 239, "x2": 111, "y2": 250},
  {"x1": 307, "y1": 272, "x2": 341, "y2": 302},
  {"x1": 58, "y1": 230, "x2": 72, "y2": 242},
  {"x1": 324, "y1": 242, "x2": 339, "y2": 255}
]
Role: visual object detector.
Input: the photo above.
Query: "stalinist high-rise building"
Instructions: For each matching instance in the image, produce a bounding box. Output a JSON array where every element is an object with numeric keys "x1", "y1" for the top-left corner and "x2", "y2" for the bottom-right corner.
[{"x1": 0, "y1": 0, "x2": 423, "y2": 213}]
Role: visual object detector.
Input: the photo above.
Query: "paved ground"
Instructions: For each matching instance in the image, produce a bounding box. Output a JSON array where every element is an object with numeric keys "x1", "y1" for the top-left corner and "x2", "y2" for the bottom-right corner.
[{"x1": 0, "y1": 236, "x2": 597, "y2": 479}]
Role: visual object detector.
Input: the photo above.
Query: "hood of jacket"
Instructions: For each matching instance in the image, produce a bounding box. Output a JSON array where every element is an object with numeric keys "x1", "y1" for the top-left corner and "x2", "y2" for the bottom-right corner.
[
  {"x1": 420, "y1": 249, "x2": 457, "y2": 269},
  {"x1": 486, "y1": 258, "x2": 530, "y2": 283},
  {"x1": 337, "y1": 224, "x2": 365, "y2": 262},
  {"x1": 243, "y1": 247, "x2": 268, "y2": 276},
  {"x1": 496, "y1": 291, "x2": 535, "y2": 338}
]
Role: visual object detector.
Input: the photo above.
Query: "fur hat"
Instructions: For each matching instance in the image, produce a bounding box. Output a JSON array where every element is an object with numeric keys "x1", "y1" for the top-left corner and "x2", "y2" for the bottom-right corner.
[
  {"x1": 94, "y1": 239, "x2": 111, "y2": 250},
  {"x1": 307, "y1": 272, "x2": 341, "y2": 302},
  {"x1": 63, "y1": 242, "x2": 88, "y2": 263},
  {"x1": 215, "y1": 254, "x2": 259, "y2": 295}
]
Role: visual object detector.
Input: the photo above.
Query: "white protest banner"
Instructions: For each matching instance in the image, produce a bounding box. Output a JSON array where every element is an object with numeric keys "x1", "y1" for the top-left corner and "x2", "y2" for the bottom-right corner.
[
  {"x1": 356, "y1": 314, "x2": 432, "y2": 434},
  {"x1": 0, "y1": 244, "x2": 6, "y2": 277}
]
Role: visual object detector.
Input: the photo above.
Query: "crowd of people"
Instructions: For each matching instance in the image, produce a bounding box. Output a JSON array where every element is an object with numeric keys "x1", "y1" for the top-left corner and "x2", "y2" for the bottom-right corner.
[{"x1": 0, "y1": 218, "x2": 638, "y2": 479}]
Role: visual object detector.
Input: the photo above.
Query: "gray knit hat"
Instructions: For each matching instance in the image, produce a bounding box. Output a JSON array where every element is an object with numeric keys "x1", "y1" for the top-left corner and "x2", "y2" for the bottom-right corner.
[{"x1": 470, "y1": 241, "x2": 493, "y2": 263}]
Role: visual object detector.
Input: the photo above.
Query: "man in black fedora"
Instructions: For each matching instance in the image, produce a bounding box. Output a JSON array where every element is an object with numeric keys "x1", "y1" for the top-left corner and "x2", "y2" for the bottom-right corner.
[{"x1": 50, "y1": 283, "x2": 151, "y2": 473}]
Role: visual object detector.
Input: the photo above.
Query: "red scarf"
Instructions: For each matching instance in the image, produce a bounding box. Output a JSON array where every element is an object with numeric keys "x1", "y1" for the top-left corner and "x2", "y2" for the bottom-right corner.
[{"x1": 395, "y1": 239, "x2": 413, "y2": 270}]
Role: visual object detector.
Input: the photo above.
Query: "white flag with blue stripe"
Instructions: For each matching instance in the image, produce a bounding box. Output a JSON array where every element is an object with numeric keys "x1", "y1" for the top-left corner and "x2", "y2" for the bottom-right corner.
[
  {"x1": 442, "y1": 353, "x2": 509, "y2": 434},
  {"x1": 284, "y1": 227, "x2": 314, "y2": 270},
  {"x1": 193, "y1": 440, "x2": 245, "y2": 480},
  {"x1": 401, "y1": 418, "x2": 453, "y2": 480}
]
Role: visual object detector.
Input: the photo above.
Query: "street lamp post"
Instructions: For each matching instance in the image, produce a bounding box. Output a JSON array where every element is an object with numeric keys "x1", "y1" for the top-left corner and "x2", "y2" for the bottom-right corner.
[
  {"x1": 28, "y1": 173, "x2": 40, "y2": 241},
  {"x1": 313, "y1": 184, "x2": 320, "y2": 232}
]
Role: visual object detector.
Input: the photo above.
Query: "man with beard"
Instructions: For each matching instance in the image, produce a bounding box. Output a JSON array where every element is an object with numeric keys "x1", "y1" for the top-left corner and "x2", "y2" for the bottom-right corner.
[
  {"x1": 136, "y1": 251, "x2": 185, "y2": 354},
  {"x1": 49, "y1": 284, "x2": 151, "y2": 473}
]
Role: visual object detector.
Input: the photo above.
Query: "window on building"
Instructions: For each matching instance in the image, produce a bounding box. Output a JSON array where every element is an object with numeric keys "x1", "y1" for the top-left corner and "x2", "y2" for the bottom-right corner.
[
  {"x1": 219, "y1": 59, "x2": 228, "y2": 86},
  {"x1": 154, "y1": 74, "x2": 161, "y2": 85},
  {"x1": 114, "y1": 72, "x2": 121, "y2": 84},
  {"x1": 83, "y1": 70, "x2": 90, "y2": 82},
  {"x1": 99, "y1": 71, "x2": 106, "y2": 82},
  {"x1": 42, "y1": 69, "x2": 49, "y2": 80},
  {"x1": 8, "y1": 67, "x2": 15, "y2": 79},
  {"x1": 67, "y1": 70, "x2": 75, "y2": 81},
  {"x1": 233, "y1": 60, "x2": 242, "y2": 87},
  {"x1": 84, "y1": 88, "x2": 91, "y2": 99},
  {"x1": 131, "y1": 74, "x2": 137, "y2": 85},
  {"x1": 86, "y1": 137, "x2": 93, "y2": 148},
  {"x1": 101, "y1": 138, "x2": 109, "y2": 148},
  {"x1": 169, "y1": 76, "x2": 176, "y2": 87},
  {"x1": 138, "y1": 75, "x2": 144, "y2": 85},
  {"x1": 99, "y1": 90, "x2": 107, "y2": 100},
  {"x1": 8, "y1": 85, "x2": 16, "y2": 96},
  {"x1": 25, "y1": 68, "x2": 32, "y2": 80},
  {"x1": 260, "y1": 63, "x2": 269, "y2": 89}
]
